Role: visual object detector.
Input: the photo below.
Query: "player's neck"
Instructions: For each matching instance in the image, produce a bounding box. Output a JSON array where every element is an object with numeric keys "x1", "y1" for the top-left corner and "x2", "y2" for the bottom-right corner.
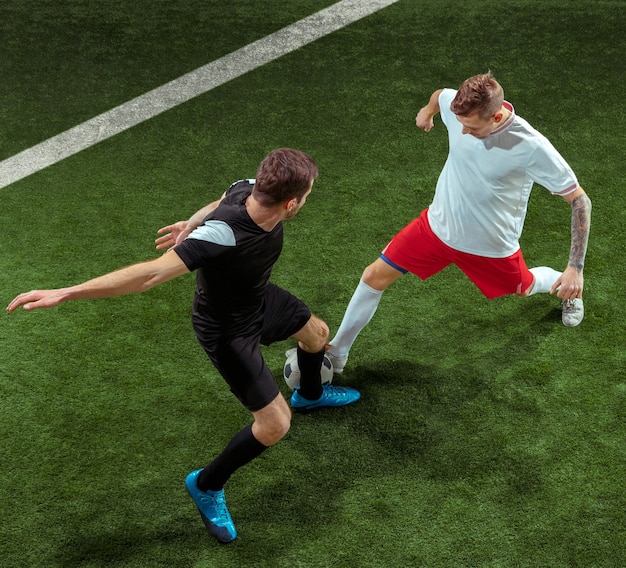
[{"x1": 245, "y1": 194, "x2": 283, "y2": 232}]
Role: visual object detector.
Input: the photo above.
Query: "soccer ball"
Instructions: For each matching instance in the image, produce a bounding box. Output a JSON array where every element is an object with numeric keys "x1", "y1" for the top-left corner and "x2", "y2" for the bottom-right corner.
[{"x1": 283, "y1": 347, "x2": 334, "y2": 391}]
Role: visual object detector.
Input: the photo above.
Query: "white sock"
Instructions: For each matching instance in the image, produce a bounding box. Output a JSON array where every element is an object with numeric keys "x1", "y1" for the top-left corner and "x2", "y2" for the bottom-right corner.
[
  {"x1": 328, "y1": 279, "x2": 383, "y2": 358},
  {"x1": 528, "y1": 266, "x2": 562, "y2": 295}
]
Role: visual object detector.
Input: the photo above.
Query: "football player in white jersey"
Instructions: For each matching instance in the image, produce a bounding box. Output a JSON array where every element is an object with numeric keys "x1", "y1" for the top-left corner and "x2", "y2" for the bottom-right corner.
[{"x1": 327, "y1": 72, "x2": 591, "y2": 374}]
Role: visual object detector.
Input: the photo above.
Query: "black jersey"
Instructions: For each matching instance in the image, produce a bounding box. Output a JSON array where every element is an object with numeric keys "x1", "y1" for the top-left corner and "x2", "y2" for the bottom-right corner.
[{"x1": 174, "y1": 180, "x2": 283, "y2": 340}]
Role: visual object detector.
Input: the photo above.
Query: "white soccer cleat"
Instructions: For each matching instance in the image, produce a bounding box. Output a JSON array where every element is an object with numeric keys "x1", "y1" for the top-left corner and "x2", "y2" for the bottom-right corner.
[
  {"x1": 325, "y1": 348, "x2": 348, "y2": 374},
  {"x1": 562, "y1": 298, "x2": 584, "y2": 327}
]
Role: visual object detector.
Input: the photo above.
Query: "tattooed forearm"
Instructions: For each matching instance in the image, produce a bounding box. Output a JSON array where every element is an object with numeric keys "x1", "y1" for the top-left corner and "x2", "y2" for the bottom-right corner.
[{"x1": 569, "y1": 193, "x2": 591, "y2": 273}]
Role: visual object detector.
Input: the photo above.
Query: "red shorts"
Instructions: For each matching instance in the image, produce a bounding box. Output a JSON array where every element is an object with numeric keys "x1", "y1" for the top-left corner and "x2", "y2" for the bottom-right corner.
[{"x1": 382, "y1": 210, "x2": 534, "y2": 299}]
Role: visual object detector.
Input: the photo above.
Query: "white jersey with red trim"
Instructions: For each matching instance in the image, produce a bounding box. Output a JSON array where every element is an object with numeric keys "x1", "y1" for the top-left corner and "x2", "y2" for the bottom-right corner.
[{"x1": 427, "y1": 88, "x2": 578, "y2": 258}]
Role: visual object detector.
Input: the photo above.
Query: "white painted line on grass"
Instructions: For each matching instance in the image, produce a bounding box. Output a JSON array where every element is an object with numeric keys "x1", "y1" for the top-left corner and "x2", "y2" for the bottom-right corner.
[{"x1": 0, "y1": 0, "x2": 399, "y2": 189}]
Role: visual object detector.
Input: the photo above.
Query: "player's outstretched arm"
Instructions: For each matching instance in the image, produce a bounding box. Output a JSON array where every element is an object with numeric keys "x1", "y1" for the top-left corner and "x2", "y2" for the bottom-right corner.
[
  {"x1": 6, "y1": 250, "x2": 189, "y2": 312},
  {"x1": 551, "y1": 186, "x2": 591, "y2": 299}
]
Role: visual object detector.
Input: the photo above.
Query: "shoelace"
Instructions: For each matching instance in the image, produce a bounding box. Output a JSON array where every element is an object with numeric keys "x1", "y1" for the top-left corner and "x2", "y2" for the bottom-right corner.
[
  {"x1": 325, "y1": 386, "x2": 348, "y2": 398},
  {"x1": 200, "y1": 491, "x2": 229, "y2": 518}
]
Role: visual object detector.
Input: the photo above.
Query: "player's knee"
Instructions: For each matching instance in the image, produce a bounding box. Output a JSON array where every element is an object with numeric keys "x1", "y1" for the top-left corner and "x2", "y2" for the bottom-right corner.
[
  {"x1": 362, "y1": 259, "x2": 400, "y2": 290},
  {"x1": 256, "y1": 413, "x2": 291, "y2": 446},
  {"x1": 362, "y1": 262, "x2": 378, "y2": 285},
  {"x1": 270, "y1": 414, "x2": 291, "y2": 444},
  {"x1": 253, "y1": 394, "x2": 292, "y2": 446},
  {"x1": 277, "y1": 413, "x2": 292, "y2": 439}
]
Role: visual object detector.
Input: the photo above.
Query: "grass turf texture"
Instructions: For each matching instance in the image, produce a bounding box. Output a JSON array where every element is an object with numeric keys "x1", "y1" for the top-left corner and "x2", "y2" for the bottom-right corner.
[{"x1": 1, "y1": 0, "x2": 625, "y2": 566}]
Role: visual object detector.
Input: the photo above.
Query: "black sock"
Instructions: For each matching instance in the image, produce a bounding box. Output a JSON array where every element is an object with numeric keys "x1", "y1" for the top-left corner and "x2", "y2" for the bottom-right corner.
[
  {"x1": 296, "y1": 345, "x2": 324, "y2": 401},
  {"x1": 197, "y1": 424, "x2": 267, "y2": 492}
]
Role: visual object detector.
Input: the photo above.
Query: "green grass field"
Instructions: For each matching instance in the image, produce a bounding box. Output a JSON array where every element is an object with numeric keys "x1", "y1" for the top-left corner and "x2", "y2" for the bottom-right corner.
[{"x1": 1, "y1": 1, "x2": 625, "y2": 566}]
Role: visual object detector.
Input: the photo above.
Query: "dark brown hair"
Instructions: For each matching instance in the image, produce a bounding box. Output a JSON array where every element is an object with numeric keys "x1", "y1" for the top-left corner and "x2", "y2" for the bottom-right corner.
[
  {"x1": 451, "y1": 72, "x2": 504, "y2": 118},
  {"x1": 253, "y1": 148, "x2": 319, "y2": 206}
]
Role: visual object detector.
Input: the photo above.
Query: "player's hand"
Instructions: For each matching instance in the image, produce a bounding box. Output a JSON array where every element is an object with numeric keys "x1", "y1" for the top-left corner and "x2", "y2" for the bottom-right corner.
[
  {"x1": 416, "y1": 108, "x2": 435, "y2": 132},
  {"x1": 551, "y1": 266, "x2": 583, "y2": 300},
  {"x1": 155, "y1": 221, "x2": 190, "y2": 251},
  {"x1": 6, "y1": 289, "x2": 65, "y2": 312}
]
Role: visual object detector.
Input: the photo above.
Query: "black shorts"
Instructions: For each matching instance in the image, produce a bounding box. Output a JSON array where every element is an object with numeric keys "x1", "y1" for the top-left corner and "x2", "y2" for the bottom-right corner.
[{"x1": 195, "y1": 283, "x2": 311, "y2": 411}]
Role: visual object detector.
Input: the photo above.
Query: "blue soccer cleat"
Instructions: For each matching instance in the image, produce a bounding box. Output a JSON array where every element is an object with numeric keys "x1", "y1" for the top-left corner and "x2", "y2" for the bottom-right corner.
[
  {"x1": 290, "y1": 384, "x2": 361, "y2": 412},
  {"x1": 185, "y1": 469, "x2": 237, "y2": 543}
]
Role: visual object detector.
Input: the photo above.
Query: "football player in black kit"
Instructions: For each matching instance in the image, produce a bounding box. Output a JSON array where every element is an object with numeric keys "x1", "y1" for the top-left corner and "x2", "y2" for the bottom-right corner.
[{"x1": 7, "y1": 148, "x2": 360, "y2": 543}]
